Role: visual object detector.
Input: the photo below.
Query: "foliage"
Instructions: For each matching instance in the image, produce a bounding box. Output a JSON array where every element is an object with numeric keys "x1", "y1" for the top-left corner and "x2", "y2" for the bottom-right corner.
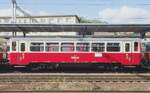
[{"x1": 79, "y1": 17, "x2": 107, "y2": 24}]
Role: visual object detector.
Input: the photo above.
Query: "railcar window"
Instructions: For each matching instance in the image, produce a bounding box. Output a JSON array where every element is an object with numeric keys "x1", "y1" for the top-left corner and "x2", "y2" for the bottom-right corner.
[
  {"x1": 125, "y1": 43, "x2": 130, "y2": 52},
  {"x1": 61, "y1": 43, "x2": 74, "y2": 52},
  {"x1": 21, "y1": 43, "x2": 25, "y2": 52},
  {"x1": 7, "y1": 46, "x2": 10, "y2": 52},
  {"x1": 12, "y1": 42, "x2": 16, "y2": 51},
  {"x1": 46, "y1": 43, "x2": 59, "y2": 51},
  {"x1": 30, "y1": 42, "x2": 44, "y2": 52},
  {"x1": 92, "y1": 43, "x2": 105, "y2": 52},
  {"x1": 107, "y1": 43, "x2": 120, "y2": 52},
  {"x1": 134, "y1": 42, "x2": 138, "y2": 52},
  {"x1": 76, "y1": 43, "x2": 89, "y2": 52},
  {"x1": 0, "y1": 47, "x2": 3, "y2": 52},
  {"x1": 145, "y1": 42, "x2": 150, "y2": 51}
]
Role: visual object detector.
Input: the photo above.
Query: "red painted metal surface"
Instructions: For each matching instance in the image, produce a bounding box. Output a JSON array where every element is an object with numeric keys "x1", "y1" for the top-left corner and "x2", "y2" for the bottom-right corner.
[
  {"x1": 0, "y1": 53, "x2": 3, "y2": 61},
  {"x1": 8, "y1": 52, "x2": 141, "y2": 66},
  {"x1": 145, "y1": 53, "x2": 150, "y2": 61}
]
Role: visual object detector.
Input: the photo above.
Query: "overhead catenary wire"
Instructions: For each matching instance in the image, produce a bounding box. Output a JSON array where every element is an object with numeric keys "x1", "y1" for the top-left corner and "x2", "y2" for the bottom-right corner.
[
  {"x1": 11, "y1": 0, "x2": 38, "y2": 23},
  {"x1": 1, "y1": 1, "x2": 150, "y2": 6}
]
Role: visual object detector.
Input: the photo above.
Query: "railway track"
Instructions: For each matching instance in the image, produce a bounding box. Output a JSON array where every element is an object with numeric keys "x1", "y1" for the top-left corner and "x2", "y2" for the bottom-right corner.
[
  {"x1": 0, "y1": 91, "x2": 150, "y2": 93},
  {"x1": 0, "y1": 73, "x2": 149, "y2": 92},
  {"x1": 0, "y1": 73, "x2": 149, "y2": 82}
]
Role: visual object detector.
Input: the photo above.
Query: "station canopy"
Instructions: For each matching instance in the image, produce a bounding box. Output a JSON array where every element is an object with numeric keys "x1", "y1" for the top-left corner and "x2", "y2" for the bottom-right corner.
[{"x1": 0, "y1": 24, "x2": 150, "y2": 33}]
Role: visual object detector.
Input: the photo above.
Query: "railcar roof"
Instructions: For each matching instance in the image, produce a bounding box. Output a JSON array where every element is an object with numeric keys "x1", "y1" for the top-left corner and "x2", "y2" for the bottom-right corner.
[{"x1": 9, "y1": 37, "x2": 141, "y2": 42}]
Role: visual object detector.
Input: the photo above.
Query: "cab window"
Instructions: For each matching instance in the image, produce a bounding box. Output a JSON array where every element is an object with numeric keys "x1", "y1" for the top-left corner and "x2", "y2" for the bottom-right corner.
[
  {"x1": 0, "y1": 45, "x2": 3, "y2": 52},
  {"x1": 20, "y1": 43, "x2": 25, "y2": 52},
  {"x1": 145, "y1": 42, "x2": 150, "y2": 52},
  {"x1": 134, "y1": 42, "x2": 138, "y2": 52},
  {"x1": 12, "y1": 41, "x2": 16, "y2": 51},
  {"x1": 125, "y1": 43, "x2": 130, "y2": 52}
]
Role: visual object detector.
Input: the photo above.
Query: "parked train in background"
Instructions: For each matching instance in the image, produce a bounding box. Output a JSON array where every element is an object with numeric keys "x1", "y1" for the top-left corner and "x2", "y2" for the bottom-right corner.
[{"x1": 0, "y1": 37, "x2": 149, "y2": 70}]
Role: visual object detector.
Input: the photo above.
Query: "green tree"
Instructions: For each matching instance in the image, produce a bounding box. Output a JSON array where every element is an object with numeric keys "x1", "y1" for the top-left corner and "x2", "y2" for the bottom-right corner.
[{"x1": 79, "y1": 17, "x2": 107, "y2": 24}]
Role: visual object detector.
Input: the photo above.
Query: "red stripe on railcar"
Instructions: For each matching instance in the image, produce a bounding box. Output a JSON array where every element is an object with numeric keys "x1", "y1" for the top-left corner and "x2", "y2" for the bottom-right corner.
[{"x1": 8, "y1": 52, "x2": 141, "y2": 66}]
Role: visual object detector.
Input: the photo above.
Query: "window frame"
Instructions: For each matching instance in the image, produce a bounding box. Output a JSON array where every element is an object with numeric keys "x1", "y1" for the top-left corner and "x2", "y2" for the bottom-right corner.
[
  {"x1": 45, "y1": 42, "x2": 60, "y2": 52},
  {"x1": 19, "y1": 42, "x2": 26, "y2": 52},
  {"x1": 29, "y1": 41, "x2": 44, "y2": 52},
  {"x1": 106, "y1": 41, "x2": 122, "y2": 53},
  {"x1": 91, "y1": 42, "x2": 106, "y2": 52},
  {"x1": 124, "y1": 42, "x2": 131, "y2": 53},
  {"x1": 133, "y1": 41, "x2": 140, "y2": 53},
  {"x1": 60, "y1": 42, "x2": 74, "y2": 52},
  {"x1": 11, "y1": 41, "x2": 17, "y2": 52},
  {"x1": 76, "y1": 42, "x2": 90, "y2": 52}
]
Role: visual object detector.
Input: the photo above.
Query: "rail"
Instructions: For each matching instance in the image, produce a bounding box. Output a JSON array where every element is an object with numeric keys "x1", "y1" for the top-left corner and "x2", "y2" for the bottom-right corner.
[{"x1": 0, "y1": 73, "x2": 149, "y2": 92}]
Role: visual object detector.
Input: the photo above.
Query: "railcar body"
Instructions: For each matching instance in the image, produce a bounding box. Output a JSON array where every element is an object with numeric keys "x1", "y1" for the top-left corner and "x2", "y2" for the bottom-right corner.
[
  {"x1": 141, "y1": 39, "x2": 150, "y2": 63},
  {"x1": 7, "y1": 37, "x2": 142, "y2": 67},
  {"x1": 0, "y1": 39, "x2": 7, "y2": 64},
  {"x1": 0, "y1": 46, "x2": 4, "y2": 63}
]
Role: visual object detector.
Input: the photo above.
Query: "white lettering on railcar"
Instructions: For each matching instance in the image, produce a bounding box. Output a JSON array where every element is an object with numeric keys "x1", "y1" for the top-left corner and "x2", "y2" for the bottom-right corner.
[
  {"x1": 71, "y1": 55, "x2": 80, "y2": 60},
  {"x1": 95, "y1": 52, "x2": 102, "y2": 57}
]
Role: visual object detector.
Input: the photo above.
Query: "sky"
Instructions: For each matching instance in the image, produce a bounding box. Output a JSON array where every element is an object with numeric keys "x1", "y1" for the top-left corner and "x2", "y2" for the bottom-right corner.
[{"x1": 0, "y1": 0, "x2": 150, "y2": 24}]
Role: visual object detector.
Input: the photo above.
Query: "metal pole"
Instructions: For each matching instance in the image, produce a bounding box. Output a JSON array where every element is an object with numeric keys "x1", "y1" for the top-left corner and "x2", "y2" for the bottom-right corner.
[
  {"x1": 12, "y1": 0, "x2": 17, "y2": 36},
  {"x1": 12, "y1": 0, "x2": 17, "y2": 24}
]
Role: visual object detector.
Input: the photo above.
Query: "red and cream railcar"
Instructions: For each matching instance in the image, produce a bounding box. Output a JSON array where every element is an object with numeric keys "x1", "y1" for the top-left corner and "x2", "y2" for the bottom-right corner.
[
  {"x1": 7, "y1": 37, "x2": 142, "y2": 67},
  {"x1": 142, "y1": 39, "x2": 150, "y2": 62},
  {"x1": 0, "y1": 45, "x2": 5, "y2": 63},
  {"x1": 0, "y1": 39, "x2": 7, "y2": 64}
]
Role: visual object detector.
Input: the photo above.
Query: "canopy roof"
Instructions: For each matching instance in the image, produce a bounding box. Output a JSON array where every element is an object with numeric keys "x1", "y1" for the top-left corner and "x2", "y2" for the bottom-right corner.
[{"x1": 0, "y1": 24, "x2": 150, "y2": 33}]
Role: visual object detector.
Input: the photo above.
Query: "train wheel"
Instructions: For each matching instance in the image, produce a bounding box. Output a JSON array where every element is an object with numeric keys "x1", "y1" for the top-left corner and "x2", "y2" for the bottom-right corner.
[
  {"x1": 27, "y1": 63, "x2": 56, "y2": 72},
  {"x1": 0, "y1": 65, "x2": 12, "y2": 73},
  {"x1": 27, "y1": 64, "x2": 39, "y2": 72}
]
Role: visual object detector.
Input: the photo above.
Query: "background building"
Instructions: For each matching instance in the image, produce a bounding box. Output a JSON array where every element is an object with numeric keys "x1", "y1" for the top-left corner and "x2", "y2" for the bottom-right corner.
[
  {"x1": 0, "y1": 15, "x2": 80, "y2": 24},
  {"x1": 0, "y1": 15, "x2": 80, "y2": 36}
]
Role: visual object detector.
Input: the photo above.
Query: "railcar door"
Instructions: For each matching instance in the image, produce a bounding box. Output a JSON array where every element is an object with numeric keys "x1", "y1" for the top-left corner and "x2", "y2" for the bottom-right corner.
[
  {"x1": 18, "y1": 41, "x2": 27, "y2": 65},
  {"x1": 10, "y1": 40, "x2": 19, "y2": 65},
  {"x1": 124, "y1": 42, "x2": 132, "y2": 64},
  {"x1": 132, "y1": 41, "x2": 140, "y2": 65}
]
